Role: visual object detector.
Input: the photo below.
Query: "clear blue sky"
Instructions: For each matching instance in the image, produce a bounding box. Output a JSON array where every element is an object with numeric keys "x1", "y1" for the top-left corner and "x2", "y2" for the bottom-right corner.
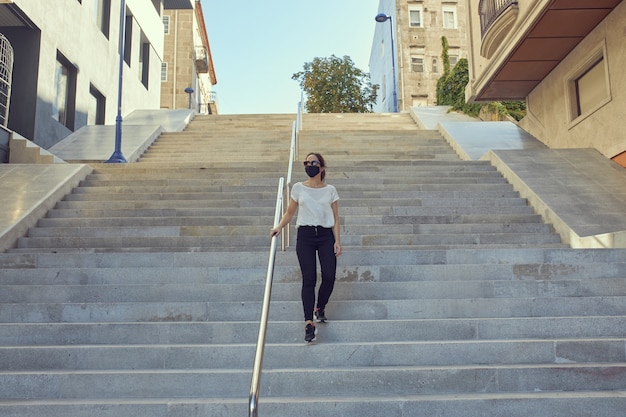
[{"x1": 200, "y1": 0, "x2": 381, "y2": 114}]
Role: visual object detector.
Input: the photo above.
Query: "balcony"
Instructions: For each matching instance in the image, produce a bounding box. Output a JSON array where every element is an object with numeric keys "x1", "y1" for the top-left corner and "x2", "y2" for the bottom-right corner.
[
  {"x1": 472, "y1": 0, "x2": 623, "y2": 101},
  {"x1": 479, "y1": 0, "x2": 519, "y2": 59},
  {"x1": 479, "y1": 0, "x2": 518, "y2": 38},
  {"x1": 194, "y1": 46, "x2": 208, "y2": 74}
]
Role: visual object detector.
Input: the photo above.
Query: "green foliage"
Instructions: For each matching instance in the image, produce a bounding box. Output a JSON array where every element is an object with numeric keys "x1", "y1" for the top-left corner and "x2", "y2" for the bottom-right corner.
[
  {"x1": 441, "y1": 36, "x2": 450, "y2": 76},
  {"x1": 436, "y1": 36, "x2": 526, "y2": 121},
  {"x1": 292, "y1": 55, "x2": 378, "y2": 113},
  {"x1": 501, "y1": 101, "x2": 527, "y2": 121},
  {"x1": 437, "y1": 58, "x2": 480, "y2": 115}
]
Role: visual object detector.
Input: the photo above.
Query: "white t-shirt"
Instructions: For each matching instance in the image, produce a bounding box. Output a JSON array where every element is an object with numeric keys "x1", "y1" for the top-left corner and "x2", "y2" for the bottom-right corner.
[{"x1": 291, "y1": 182, "x2": 340, "y2": 228}]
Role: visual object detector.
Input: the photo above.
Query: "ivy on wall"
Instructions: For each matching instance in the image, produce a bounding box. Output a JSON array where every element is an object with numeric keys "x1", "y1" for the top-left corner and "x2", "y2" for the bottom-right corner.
[{"x1": 436, "y1": 36, "x2": 526, "y2": 121}]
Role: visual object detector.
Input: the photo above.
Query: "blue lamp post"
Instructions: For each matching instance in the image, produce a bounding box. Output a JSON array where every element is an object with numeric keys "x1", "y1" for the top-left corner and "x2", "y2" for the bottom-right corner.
[
  {"x1": 375, "y1": 13, "x2": 398, "y2": 113},
  {"x1": 107, "y1": 0, "x2": 127, "y2": 163},
  {"x1": 184, "y1": 87, "x2": 194, "y2": 110}
]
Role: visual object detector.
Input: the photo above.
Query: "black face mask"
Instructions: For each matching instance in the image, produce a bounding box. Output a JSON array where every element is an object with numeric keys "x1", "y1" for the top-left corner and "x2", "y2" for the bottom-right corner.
[{"x1": 305, "y1": 165, "x2": 320, "y2": 178}]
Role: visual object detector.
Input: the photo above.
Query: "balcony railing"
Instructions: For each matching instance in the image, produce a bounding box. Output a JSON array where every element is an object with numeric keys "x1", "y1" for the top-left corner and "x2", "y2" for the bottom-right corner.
[{"x1": 479, "y1": 0, "x2": 518, "y2": 37}]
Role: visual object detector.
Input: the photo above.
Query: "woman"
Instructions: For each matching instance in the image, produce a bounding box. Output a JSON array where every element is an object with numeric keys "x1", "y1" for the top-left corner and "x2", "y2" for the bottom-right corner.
[{"x1": 270, "y1": 152, "x2": 342, "y2": 343}]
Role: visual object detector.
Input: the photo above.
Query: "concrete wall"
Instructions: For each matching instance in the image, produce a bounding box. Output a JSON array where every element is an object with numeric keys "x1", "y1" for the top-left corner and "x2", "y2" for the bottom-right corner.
[
  {"x1": 518, "y1": 1, "x2": 626, "y2": 160},
  {"x1": 3, "y1": 0, "x2": 164, "y2": 149}
]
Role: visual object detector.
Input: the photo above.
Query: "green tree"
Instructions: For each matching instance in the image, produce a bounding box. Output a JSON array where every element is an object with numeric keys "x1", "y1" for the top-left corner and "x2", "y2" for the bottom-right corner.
[{"x1": 292, "y1": 55, "x2": 378, "y2": 113}]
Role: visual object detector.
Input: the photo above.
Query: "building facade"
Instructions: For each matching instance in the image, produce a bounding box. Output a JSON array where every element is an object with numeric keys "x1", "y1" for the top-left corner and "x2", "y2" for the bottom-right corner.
[
  {"x1": 465, "y1": 0, "x2": 626, "y2": 166},
  {"x1": 161, "y1": 0, "x2": 217, "y2": 114},
  {"x1": 0, "y1": 0, "x2": 165, "y2": 149},
  {"x1": 370, "y1": 0, "x2": 469, "y2": 112}
]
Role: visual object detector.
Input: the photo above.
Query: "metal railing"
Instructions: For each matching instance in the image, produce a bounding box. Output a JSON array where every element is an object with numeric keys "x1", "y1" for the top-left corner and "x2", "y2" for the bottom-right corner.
[
  {"x1": 282, "y1": 97, "x2": 304, "y2": 250},
  {"x1": 479, "y1": 0, "x2": 518, "y2": 37},
  {"x1": 248, "y1": 177, "x2": 284, "y2": 417},
  {"x1": 248, "y1": 95, "x2": 304, "y2": 416}
]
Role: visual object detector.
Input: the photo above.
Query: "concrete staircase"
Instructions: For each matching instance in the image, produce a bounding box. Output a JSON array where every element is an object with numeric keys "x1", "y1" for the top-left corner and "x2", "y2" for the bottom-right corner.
[{"x1": 1, "y1": 113, "x2": 625, "y2": 416}]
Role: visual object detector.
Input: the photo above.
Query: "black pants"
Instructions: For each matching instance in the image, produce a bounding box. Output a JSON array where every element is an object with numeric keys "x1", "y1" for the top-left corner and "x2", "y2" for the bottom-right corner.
[{"x1": 296, "y1": 226, "x2": 336, "y2": 321}]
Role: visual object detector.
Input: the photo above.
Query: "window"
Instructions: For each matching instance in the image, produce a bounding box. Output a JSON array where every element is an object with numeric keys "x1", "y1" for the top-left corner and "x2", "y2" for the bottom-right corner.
[
  {"x1": 409, "y1": 6, "x2": 423, "y2": 28},
  {"x1": 161, "y1": 62, "x2": 168, "y2": 82},
  {"x1": 432, "y1": 58, "x2": 438, "y2": 73},
  {"x1": 449, "y1": 55, "x2": 459, "y2": 67},
  {"x1": 53, "y1": 52, "x2": 77, "y2": 130},
  {"x1": 565, "y1": 44, "x2": 611, "y2": 125},
  {"x1": 381, "y1": 74, "x2": 387, "y2": 102},
  {"x1": 94, "y1": 0, "x2": 111, "y2": 38},
  {"x1": 443, "y1": 6, "x2": 457, "y2": 29},
  {"x1": 163, "y1": 15, "x2": 170, "y2": 34},
  {"x1": 139, "y1": 35, "x2": 150, "y2": 88},
  {"x1": 430, "y1": 11, "x2": 437, "y2": 26},
  {"x1": 88, "y1": 84, "x2": 106, "y2": 125},
  {"x1": 575, "y1": 58, "x2": 608, "y2": 116},
  {"x1": 411, "y1": 56, "x2": 424, "y2": 73},
  {"x1": 124, "y1": 15, "x2": 133, "y2": 66}
]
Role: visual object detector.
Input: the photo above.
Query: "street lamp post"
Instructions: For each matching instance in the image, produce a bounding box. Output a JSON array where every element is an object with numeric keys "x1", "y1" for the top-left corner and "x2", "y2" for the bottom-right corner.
[
  {"x1": 375, "y1": 13, "x2": 398, "y2": 113},
  {"x1": 106, "y1": 0, "x2": 127, "y2": 163},
  {"x1": 184, "y1": 87, "x2": 194, "y2": 110}
]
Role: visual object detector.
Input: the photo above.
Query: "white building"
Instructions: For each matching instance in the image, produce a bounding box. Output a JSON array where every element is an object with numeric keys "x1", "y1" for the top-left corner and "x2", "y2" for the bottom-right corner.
[{"x1": 0, "y1": 0, "x2": 166, "y2": 149}]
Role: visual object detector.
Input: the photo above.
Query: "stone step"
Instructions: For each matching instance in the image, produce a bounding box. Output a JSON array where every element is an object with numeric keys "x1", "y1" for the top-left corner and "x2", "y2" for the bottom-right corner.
[
  {"x1": 2, "y1": 296, "x2": 624, "y2": 323},
  {"x1": 6, "y1": 243, "x2": 570, "y2": 254},
  {"x1": 3, "y1": 276, "x2": 625, "y2": 304},
  {"x1": 1, "y1": 338, "x2": 624, "y2": 370},
  {"x1": 2, "y1": 258, "x2": 624, "y2": 284},
  {"x1": 2, "y1": 364, "x2": 625, "y2": 400},
  {"x1": 34, "y1": 219, "x2": 552, "y2": 235},
  {"x1": 0, "y1": 393, "x2": 624, "y2": 417},
  {"x1": 4, "y1": 248, "x2": 625, "y2": 268},
  {"x1": 2, "y1": 317, "x2": 625, "y2": 345}
]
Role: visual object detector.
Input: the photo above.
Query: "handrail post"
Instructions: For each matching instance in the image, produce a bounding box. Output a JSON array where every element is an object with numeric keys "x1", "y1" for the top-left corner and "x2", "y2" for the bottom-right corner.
[{"x1": 249, "y1": 177, "x2": 284, "y2": 417}]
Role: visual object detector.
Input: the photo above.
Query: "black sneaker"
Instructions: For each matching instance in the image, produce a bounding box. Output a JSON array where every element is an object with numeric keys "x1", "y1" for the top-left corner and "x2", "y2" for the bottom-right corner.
[
  {"x1": 314, "y1": 309, "x2": 327, "y2": 323},
  {"x1": 304, "y1": 323, "x2": 317, "y2": 343}
]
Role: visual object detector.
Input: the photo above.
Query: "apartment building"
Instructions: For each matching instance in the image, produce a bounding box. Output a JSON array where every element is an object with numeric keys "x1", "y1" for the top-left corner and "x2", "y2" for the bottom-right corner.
[
  {"x1": 370, "y1": 0, "x2": 469, "y2": 112},
  {"x1": 465, "y1": 0, "x2": 626, "y2": 167},
  {"x1": 161, "y1": 0, "x2": 217, "y2": 114},
  {"x1": 0, "y1": 0, "x2": 164, "y2": 149}
]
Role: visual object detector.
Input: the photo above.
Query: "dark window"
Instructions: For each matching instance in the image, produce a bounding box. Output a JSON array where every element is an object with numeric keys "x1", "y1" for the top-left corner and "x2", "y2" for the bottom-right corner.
[
  {"x1": 53, "y1": 52, "x2": 77, "y2": 130},
  {"x1": 140, "y1": 41, "x2": 150, "y2": 89},
  {"x1": 124, "y1": 15, "x2": 133, "y2": 65},
  {"x1": 89, "y1": 84, "x2": 106, "y2": 125},
  {"x1": 94, "y1": 0, "x2": 111, "y2": 38}
]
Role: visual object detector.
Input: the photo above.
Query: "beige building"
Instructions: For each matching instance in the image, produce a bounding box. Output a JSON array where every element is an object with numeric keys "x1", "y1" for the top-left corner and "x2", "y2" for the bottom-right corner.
[
  {"x1": 465, "y1": 0, "x2": 626, "y2": 167},
  {"x1": 371, "y1": 0, "x2": 470, "y2": 112},
  {"x1": 161, "y1": 0, "x2": 217, "y2": 114}
]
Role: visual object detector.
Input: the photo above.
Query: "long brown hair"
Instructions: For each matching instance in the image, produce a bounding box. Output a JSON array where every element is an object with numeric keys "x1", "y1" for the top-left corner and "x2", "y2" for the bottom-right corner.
[{"x1": 307, "y1": 152, "x2": 326, "y2": 181}]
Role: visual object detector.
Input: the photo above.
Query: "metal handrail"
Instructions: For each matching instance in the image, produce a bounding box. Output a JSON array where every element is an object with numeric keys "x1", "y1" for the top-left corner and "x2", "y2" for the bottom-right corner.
[
  {"x1": 282, "y1": 97, "x2": 304, "y2": 250},
  {"x1": 248, "y1": 97, "x2": 304, "y2": 416},
  {"x1": 282, "y1": 121, "x2": 297, "y2": 250},
  {"x1": 248, "y1": 177, "x2": 284, "y2": 417}
]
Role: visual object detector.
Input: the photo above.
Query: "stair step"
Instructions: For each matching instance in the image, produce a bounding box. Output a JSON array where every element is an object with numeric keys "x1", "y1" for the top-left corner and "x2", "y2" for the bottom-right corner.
[
  {"x1": 2, "y1": 296, "x2": 624, "y2": 323},
  {"x1": 2, "y1": 317, "x2": 625, "y2": 345},
  {"x1": 2, "y1": 364, "x2": 625, "y2": 400}
]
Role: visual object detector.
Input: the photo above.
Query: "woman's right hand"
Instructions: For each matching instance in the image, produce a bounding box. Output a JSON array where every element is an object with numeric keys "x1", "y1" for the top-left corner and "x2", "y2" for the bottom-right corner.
[{"x1": 270, "y1": 227, "x2": 280, "y2": 238}]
